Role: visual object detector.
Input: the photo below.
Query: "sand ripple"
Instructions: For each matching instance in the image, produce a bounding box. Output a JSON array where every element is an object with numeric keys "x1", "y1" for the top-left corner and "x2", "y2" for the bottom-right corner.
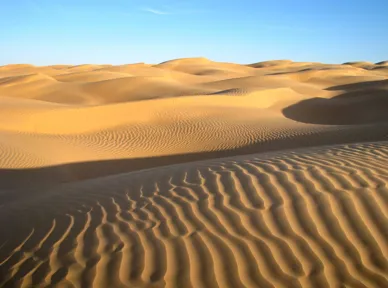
[{"x1": 1, "y1": 142, "x2": 388, "y2": 287}]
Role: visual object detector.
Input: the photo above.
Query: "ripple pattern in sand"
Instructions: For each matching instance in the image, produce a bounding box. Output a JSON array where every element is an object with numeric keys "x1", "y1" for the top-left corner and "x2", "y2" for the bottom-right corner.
[{"x1": 1, "y1": 142, "x2": 388, "y2": 287}]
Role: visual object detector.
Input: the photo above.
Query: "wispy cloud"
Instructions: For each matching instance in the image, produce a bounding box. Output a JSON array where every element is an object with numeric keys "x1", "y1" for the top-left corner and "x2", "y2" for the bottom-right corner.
[
  {"x1": 140, "y1": 3, "x2": 209, "y2": 16},
  {"x1": 141, "y1": 8, "x2": 170, "y2": 15}
]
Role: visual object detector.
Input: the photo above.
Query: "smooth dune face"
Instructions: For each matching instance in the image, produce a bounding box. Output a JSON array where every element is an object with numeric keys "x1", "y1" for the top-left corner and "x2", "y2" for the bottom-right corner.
[{"x1": 0, "y1": 59, "x2": 388, "y2": 287}]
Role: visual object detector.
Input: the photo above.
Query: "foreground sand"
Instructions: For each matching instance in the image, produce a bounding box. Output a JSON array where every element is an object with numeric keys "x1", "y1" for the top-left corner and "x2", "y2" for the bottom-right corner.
[{"x1": 0, "y1": 59, "x2": 388, "y2": 287}]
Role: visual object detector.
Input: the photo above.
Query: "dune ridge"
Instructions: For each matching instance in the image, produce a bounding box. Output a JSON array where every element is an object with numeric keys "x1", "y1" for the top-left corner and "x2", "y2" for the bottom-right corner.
[{"x1": 0, "y1": 58, "x2": 388, "y2": 287}]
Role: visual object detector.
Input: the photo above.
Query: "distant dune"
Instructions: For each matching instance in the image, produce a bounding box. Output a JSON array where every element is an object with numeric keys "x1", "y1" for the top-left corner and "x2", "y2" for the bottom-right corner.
[{"x1": 0, "y1": 58, "x2": 388, "y2": 287}]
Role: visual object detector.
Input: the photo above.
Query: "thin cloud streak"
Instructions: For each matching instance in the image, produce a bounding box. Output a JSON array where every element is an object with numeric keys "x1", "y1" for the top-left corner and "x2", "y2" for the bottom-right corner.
[
  {"x1": 140, "y1": 5, "x2": 208, "y2": 16},
  {"x1": 141, "y1": 8, "x2": 170, "y2": 15}
]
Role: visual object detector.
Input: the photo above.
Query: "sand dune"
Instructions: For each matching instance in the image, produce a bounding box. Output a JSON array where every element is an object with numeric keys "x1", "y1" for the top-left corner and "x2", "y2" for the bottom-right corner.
[
  {"x1": 1, "y1": 142, "x2": 388, "y2": 287},
  {"x1": 0, "y1": 58, "x2": 387, "y2": 287}
]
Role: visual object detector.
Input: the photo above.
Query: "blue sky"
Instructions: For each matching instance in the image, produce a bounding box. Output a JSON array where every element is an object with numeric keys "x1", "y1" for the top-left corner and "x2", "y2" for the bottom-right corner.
[{"x1": 1, "y1": 0, "x2": 387, "y2": 65}]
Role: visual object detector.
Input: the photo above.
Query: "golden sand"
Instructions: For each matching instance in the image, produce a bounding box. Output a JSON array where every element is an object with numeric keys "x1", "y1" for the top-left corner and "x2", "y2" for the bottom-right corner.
[{"x1": 0, "y1": 59, "x2": 387, "y2": 287}]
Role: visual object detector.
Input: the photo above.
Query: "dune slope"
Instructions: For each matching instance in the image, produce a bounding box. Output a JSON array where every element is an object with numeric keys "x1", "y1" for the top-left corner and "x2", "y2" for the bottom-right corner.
[{"x1": 1, "y1": 142, "x2": 388, "y2": 287}]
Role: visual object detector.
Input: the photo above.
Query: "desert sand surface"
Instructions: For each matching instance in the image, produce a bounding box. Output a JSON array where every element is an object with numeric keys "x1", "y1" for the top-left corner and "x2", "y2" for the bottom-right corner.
[{"x1": 0, "y1": 58, "x2": 388, "y2": 287}]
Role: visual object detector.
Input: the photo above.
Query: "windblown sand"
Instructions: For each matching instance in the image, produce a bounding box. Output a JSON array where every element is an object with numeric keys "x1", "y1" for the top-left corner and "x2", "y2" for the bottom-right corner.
[{"x1": 0, "y1": 59, "x2": 388, "y2": 287}]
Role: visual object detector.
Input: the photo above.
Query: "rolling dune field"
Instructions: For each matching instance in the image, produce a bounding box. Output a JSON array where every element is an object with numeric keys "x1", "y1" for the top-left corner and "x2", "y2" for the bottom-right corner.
[{"x1": 0, "y1": 58, "x2": 388, "y2": 287}]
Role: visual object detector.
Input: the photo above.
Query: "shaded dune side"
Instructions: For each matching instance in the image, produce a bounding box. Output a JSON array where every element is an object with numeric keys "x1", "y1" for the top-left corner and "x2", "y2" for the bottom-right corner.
[
  {"x1": 283, "y1": 80, "x2": 388, "y2": 124},
  {"x1": 1, "y1": 142, "x2": 388, "y2": 287}
]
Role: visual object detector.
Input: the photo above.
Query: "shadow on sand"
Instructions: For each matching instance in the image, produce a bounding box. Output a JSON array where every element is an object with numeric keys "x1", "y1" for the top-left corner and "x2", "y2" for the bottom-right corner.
[
  {"x1": 2, "y1": 125, "x2": 388, "y2": 193},
  {"x1": 283, "y1": 80, "x2": 388, "y2": 125}
]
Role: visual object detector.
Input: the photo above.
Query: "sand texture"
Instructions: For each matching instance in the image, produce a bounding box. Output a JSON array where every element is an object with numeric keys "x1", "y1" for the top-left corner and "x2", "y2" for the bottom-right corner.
[{"x1": 0, "y1": 59, "x2": 388, "y2": 287}]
